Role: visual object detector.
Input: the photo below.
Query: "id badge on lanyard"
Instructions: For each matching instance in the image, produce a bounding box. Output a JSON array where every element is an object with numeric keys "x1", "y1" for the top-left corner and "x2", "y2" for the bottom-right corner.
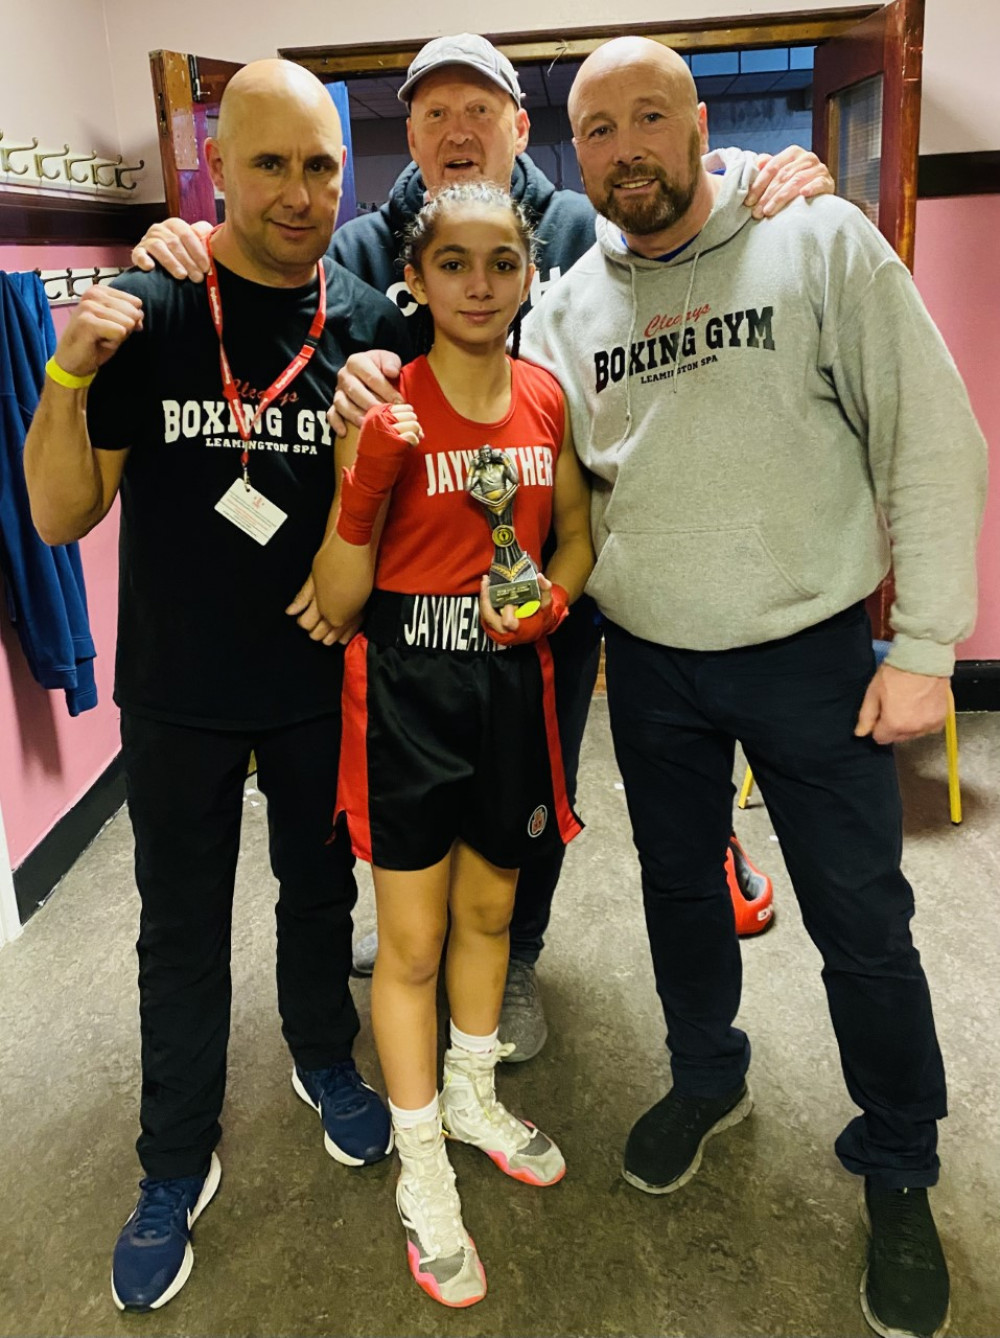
[{"x1": 206, "y1": 226, "x2": 327, "y2": 544}]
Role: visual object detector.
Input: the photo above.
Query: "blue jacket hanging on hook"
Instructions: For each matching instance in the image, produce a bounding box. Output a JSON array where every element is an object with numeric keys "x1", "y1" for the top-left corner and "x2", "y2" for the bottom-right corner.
[{"x1": 0, "y1": 271, "x2": 97, "y2": 715}]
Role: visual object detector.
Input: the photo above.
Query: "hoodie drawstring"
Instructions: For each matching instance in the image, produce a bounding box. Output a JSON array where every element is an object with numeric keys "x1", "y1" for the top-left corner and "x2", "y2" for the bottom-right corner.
[
  {"x1": 674, "y1": 253, "x2": 700, "y2": 396},
  {"x1": 622, "y1": 265, "x2": 639, "y2": 442},
  {"x1": 620, "y1": 247, "x2": 700, "y2": 440}
]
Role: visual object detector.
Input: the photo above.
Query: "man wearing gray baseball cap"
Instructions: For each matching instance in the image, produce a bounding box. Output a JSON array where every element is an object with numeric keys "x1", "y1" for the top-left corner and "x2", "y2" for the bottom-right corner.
[
  {"x1": 397, "y1": 32, "x2": 523, "y2": 103},
  {"x1": 131, "y1": 33, "x2": 833, "y2": 1066},
  {"x1": 332, "y1": 32, "x2": 599, "y2": 323}
]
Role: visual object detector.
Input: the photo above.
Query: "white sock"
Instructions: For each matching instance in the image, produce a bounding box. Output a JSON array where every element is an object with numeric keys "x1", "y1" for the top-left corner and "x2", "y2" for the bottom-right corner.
[
  {"x1": 449, "y1": 1022, "x2": 498, "y2": 1055},
  {"x1": 389, "y1": 1094, "x2": 440, "y2": 1131}
]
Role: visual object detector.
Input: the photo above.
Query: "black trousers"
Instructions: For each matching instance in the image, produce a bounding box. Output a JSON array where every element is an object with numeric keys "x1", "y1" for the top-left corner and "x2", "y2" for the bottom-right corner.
[
  {"x1": 604, "y1": 603, "x2": 947, "y2": 1187},
  {"x1": 121, "y1": 710, "x2": 358, "y2": 1180},
  {"x1": 509, "y1": 597, "x2": 603, "y2": 963}
]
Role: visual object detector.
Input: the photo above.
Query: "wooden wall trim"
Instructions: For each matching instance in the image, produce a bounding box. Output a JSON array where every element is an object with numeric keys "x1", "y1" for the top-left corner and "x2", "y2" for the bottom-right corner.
[
  {"x1": 12, "y1": 756, "x2": 126, "y2": 924},
  {"x1": 953, "y1": 660, "x2": 1000, "y2": 712},
  {"x1": 918, "y1": 152, "x2": 1000, "y2": 199},
  {"x1": 0, "y1": 193, "x2": 166, "y2": 246},
  {"x1": 282, "y1": 7, "x2": 880, "y2": 77}
]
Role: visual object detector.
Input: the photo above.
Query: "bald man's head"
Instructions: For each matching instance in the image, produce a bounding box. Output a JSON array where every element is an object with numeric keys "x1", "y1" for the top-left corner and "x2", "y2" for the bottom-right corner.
[
  {"x1": 215, "y1": 59, "x2": 341, "y2": 149},
  {"x1": 207, "y1": 59, "x2": 346, "y2": 286},
  {"x1": 567, "y1": 37, "x2": 709, "y2": 248},
  {"x1": 568, "y1": 37, "x2": 698, "y2": 129}
]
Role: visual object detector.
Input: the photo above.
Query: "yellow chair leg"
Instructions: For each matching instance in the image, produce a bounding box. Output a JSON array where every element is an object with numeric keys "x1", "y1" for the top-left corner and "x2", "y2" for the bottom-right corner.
[
  {"x1": 736, "y1": 703, "x2": 961, "y2": 824},
  {"x1": 944, "y1": 693, "x2": 962, "y2": 825}
]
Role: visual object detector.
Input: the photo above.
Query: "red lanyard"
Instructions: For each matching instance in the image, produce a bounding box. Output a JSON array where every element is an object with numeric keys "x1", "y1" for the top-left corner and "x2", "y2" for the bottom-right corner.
[{"x1": 205, "y1": 226, "x2": 327, "y2": 487}]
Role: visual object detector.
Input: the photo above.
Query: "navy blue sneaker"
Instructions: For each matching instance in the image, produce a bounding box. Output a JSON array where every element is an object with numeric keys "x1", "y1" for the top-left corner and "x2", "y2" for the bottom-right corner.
[
  {"x1": 111, "y1": 1152, "x2": 221, "y2": 1311},
  {"x1": 292, "y1": 1061, "x2": 392, "y2": 1166}
]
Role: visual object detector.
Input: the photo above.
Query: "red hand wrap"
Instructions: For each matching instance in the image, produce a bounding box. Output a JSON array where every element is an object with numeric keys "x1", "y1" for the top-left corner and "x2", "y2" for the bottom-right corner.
[
  {"x1": 336, "y1": 403, "x2": 412, "y2": 545},
  {"x1": 484, "y1": 583, "x2": 569, "y2": 647}
]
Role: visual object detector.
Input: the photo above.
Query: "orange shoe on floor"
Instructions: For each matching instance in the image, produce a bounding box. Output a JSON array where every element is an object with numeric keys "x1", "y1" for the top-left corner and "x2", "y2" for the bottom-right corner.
[{"x1": 727, "y1": 835, "x2": 774, "y2": 936}]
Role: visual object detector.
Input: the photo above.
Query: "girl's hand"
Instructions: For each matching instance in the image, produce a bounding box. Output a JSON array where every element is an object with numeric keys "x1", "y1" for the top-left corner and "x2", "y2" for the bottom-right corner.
[
  {"x1": 480, "y1": 574, "x2": 568, "y2": 646},
  {"x1": 478, "y1": 572, "x2": 552, "y2": 634},
  {"x1": 388, "y1": 403, "x2": 423, "y2": 446},
  {"x1": 336, "y1": 403, "x2": 421, "y2": 546},
  {"x1": 477, "y1": 578, "x2": 508, "y2": 634}
]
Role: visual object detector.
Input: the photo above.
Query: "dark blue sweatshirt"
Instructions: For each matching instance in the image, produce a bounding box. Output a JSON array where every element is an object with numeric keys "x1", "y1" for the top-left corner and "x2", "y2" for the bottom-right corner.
[
  {"x1": 0, "y1": 272, "x2": 97, "y2": 715},
  {"x1": 330, "y1": 153, "x2": 596, "y2": 322}
]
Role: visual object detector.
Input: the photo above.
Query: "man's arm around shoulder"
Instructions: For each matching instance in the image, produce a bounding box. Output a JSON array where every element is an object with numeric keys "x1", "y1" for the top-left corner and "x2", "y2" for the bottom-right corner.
[{"x1": 24, "y1": 283, "x2": 142, "y2": 544}]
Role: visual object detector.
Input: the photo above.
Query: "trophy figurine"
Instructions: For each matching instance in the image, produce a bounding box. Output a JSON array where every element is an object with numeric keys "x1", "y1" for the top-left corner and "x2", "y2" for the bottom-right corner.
[{"x1": 466, "y1": 445, "x2": 541, "y2": 618}]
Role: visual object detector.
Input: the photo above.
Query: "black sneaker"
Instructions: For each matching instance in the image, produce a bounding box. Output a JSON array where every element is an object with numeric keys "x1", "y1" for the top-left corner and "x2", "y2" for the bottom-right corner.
[
  {"x1": 623, "y1": 1082, "x2": 752, "y2": 1194},
  {"x1": 861, "y1": 1181, "x2": 951, "y2": 1338}
]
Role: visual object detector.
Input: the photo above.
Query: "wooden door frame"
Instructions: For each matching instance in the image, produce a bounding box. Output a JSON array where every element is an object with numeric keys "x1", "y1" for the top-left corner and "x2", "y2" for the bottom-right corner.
[
  {"x1": 280, "y1": 6, "x2": 880, "y2": 79},
  {"x1": 812, "y1": 0, "x2": 924, "y2": 269},
  {"x1": 149, "y1": 50, "x2": 244, "y2": 220}
]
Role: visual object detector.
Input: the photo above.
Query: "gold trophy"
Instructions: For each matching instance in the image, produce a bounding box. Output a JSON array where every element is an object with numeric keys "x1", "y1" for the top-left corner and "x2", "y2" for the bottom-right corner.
[{"x1": 466, "y1": 445, "x2": 541, "y2": 617}]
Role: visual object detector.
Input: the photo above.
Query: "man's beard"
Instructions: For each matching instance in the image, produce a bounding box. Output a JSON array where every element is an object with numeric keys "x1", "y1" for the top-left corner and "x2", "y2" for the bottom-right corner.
[{"x1": 595, "y1": 132, "x2": 702, "y2": 236}]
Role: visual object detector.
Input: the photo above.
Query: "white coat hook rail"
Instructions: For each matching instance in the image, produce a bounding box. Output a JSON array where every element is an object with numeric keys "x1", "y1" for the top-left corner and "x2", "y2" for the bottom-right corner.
[
  {"x1": 1, "y1": 129, "x2": 145, "y2": 198},
  {"x1": 34, "y1": 266, "x2": 125, "y2": 307}
]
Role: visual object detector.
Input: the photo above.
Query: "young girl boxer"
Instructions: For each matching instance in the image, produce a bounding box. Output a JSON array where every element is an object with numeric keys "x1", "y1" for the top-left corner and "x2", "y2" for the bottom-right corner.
[{"x1": 313, "y1": 183, "x2": 594, "y2": 1308}]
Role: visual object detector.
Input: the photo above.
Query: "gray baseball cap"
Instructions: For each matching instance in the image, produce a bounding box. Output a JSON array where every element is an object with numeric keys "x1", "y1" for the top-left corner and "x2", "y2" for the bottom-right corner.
[{"x1": 398, "y1": 33, "x2": 523, "y2": 106}]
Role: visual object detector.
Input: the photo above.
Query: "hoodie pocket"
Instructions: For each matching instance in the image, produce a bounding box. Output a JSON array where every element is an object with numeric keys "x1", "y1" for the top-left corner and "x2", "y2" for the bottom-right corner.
[{"x1": 588, "y1": 525, "x2": 821, "y2": 645}]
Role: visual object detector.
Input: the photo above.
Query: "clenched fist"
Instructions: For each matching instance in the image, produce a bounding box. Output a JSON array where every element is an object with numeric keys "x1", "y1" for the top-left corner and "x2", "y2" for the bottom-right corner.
[{"x1": 54, "y1": 285, "x2": 144, "y2": 381}]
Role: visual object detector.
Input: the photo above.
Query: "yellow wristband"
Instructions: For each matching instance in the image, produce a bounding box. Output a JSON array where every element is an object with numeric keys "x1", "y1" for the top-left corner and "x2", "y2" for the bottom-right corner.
[{"x1": 45, "y1": 356, "x2": 96, "y2": 389}]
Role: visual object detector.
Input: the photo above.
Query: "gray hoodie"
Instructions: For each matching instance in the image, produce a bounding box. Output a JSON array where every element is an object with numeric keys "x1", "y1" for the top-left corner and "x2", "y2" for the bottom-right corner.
[{"x1": 522, "y1": 152, "x2": 986, "y2": 676}]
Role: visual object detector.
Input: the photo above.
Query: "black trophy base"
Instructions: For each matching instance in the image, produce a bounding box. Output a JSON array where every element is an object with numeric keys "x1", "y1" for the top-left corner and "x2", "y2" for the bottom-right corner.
[{"x1": 489, "y1": 575, "x2": 541, "y2": 612}]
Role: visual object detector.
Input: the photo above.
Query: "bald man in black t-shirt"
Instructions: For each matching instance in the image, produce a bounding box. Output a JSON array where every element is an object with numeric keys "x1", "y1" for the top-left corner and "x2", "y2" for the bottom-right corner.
[{"x1": 25, "y1": 59, "x2": 410, "y2": 1314}]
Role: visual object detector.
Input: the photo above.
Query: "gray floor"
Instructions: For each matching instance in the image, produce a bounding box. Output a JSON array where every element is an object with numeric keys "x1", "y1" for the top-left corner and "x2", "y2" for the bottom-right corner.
[{"x1": 1, "y1": 702, "x2": 998, "y2": 1338}]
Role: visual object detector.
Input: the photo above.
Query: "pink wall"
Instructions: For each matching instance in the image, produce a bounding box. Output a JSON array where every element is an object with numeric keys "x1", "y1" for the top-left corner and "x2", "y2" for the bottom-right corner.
[
  {"x1": 0, "y1": 244, "x2": 130, "y2": 869},
  {"x1": 913, "y1": 196, "x2": 1000, "y2": 661}
]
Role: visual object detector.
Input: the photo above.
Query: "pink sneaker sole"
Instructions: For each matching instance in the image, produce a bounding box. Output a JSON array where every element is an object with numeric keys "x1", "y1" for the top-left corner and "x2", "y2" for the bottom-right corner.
[
  {"x1": 445, "y1": 1120, "x2": 566, "y2": 1187},
  {"x1": 482, "y1": 1146, "x2": 566, "y2": 1186},
  {"x1": 406, "y1": 1240, "x2": 487, "y2": 1309}
]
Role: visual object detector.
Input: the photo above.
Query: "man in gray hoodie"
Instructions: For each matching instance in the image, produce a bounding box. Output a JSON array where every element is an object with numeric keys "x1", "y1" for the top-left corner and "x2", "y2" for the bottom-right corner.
[{"x1": 522, "y1": 35, "x2": 986, "y2": 1338}]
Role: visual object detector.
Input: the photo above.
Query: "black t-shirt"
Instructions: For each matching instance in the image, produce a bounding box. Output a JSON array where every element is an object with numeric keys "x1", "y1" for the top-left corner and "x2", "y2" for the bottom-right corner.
[{"x1": 86, "y1": 260, "x2": 411, "y2": 730}]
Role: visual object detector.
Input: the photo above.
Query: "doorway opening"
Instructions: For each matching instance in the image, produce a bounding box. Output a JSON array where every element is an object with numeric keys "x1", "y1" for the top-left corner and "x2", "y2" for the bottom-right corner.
[{"x1": 340, "y1": 44, "x2": 819, "y2": 215}]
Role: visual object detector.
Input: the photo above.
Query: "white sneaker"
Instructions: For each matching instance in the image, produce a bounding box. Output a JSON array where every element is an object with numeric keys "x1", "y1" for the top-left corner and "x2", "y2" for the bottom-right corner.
[
  {"x1": 441, "y1": 1045, "x2": 566, "y2": 1187},
  {"x1": 394, "y1": 1119, "x2": 487, "y2": 1308}
]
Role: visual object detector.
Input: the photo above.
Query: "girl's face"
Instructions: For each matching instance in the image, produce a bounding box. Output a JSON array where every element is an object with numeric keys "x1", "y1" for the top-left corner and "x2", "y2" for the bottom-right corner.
[{"x1": 404, "y1": 203, "x2": 535, "y2": 350}]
